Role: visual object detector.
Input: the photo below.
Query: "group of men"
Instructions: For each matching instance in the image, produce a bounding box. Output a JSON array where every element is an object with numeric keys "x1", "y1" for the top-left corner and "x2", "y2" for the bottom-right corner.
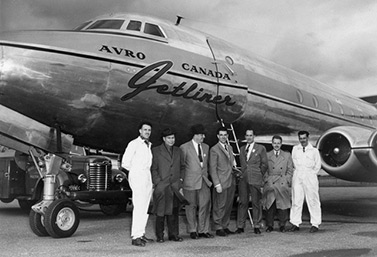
[{"x1": 122, "y1": 122, "x2": 322, "y2": 247}]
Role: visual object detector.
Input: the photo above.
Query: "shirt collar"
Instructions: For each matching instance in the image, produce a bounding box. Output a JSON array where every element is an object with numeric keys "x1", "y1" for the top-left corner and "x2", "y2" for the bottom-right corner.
[{"x1": 298, "y1": 143, "x2": 313, "y2": 150}]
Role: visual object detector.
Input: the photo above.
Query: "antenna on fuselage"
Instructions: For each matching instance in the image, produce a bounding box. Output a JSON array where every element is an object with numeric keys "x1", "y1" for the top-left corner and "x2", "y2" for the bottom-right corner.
[{"x1": 175, "y1": 15, "x2": 184, "y2": 26}]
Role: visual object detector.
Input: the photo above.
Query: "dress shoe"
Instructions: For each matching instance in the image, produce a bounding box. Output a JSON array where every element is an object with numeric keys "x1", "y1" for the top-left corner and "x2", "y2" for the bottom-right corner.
[
  {"x1": 198, "y1": 232, "x2": 214, "y2": 238},
  {"x1": 235, "y1": 228, "x2": 244, "y2": 234},
  {"x1": 309, "y1": 226, "x2": 319, "y2": 233},
  {"x1": 132, "y1": 237, "x2": 146, "y2": 247},
  {"x1": 254, "y1": 228, "x2": 261, "y2": 234},
  {"x1": 168, "y1": 235, "x2": 183, "y2": 242},
  {"x1": 279, "y1": 226, "x2": 286, "y2": 233},
  {"x1": 141, "y1": 235, "x2": 154, "y2": 243},
  {"x1": 266, "y1": 226, "x2": 273, "y2": 233},
  {"x1": 288, "y1": 225, "x2": 300, "y2": 232},
  {"x1": 156, "y1": 237, "x2": 164, "y2": 243},
  {"x1": 224, "y1": 228, "x2": 235, "y2": 234},
  {"x1": 216, "y1": 229, "x2": 227, "y2": 237},
  {"x1": 190, "y1": 232, "x2": 198, "y2": 239}
]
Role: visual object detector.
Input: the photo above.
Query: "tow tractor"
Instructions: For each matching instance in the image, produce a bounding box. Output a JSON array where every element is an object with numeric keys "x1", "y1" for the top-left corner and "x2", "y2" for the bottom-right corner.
[{"x1": 0, "y1": 146, "x2": 131, "y2": 238}]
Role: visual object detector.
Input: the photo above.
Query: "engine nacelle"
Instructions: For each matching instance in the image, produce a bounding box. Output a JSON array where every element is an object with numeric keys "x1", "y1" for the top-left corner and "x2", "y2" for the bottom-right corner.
[{"x1": 317, "y1": 126, "x2": 377, "y2": 182}]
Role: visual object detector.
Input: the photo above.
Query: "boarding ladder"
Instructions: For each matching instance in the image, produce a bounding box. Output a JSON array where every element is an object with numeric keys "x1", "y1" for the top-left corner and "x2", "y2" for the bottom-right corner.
[
  {"x1": 220, "y1": 120, "x2": 241, "y2": 167},
  {"x1": 220, "y1": 120, "x2": 254, "y2": 226}
]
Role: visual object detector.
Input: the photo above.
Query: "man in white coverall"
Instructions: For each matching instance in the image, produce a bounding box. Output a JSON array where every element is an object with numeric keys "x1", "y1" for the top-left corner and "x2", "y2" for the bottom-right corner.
[
  {"x1": 122, "y1": 122, "x2": 154, "y2": 246},
  {"x1": 288, "y1": 130, "x2": 322, "y2": 233}
]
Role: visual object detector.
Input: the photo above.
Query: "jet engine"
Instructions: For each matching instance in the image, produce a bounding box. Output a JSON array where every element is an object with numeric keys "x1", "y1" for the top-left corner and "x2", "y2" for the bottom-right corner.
[{"x1": 317, "y1": 126, "x2": 377, "y2": 182}]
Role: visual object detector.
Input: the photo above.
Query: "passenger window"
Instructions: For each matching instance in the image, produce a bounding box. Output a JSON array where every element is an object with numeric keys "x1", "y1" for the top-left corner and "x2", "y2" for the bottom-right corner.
[
  {"x1": 338, "y1": 104, "x2": 344, "y2": 116},
  {"x1": 327, "y1": 100, "x2": 333, "y2": 112},
  {"x1": 87, "y1": 19, "x2": 124, "y2": 30},
  {"x1": 144, "y1": 23, "x2": 165, "y2": 37},
  {"x1": 127, "y1": 20, "x2": 142, "y2": 31},
  {"x1": 296, "y1": 90, "x2": 303, "y2": 104},
  {"x1": 312, "y1": 95, "x2": 319, "y2": 108}
]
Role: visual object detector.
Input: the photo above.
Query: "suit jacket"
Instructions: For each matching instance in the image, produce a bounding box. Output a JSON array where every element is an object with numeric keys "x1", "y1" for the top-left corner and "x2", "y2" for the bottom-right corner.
[
  {"x1": 151, "y1": 144, "x2": 184, "y2": 216},
  {"x1": 262, "y1": 150, "x2": 293, "y2": 210},
  {"x1": 180, "y1": 141, "x2": 212, "y2": 190},
  {"x1": 209, "y1": 142, "x2": 235, "y2": 189},
  {"x1": 239, "y1": 143, "x2": 268, "y2": 186}
]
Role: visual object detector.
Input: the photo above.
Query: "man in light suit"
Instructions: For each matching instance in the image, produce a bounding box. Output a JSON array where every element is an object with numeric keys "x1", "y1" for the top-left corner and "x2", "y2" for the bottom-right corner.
[
  {"x1": 151, "y1": 128, "x2": 184, "y2": 243},
  {"x1": 209, "y1": 127, "x2": 237, "y2": 236},
  {"x1": 122, "y1": 121, "x2": 154, "y2": 247},
  {"x1": 180, "y1": 124, "x2": 213, "y2": 239},
  {"x1": 236, "y1": 129, "x2": 268, "y2": 234},
  {"x1": 262, "y1": 135, "x2": 293, "y2": 233}
]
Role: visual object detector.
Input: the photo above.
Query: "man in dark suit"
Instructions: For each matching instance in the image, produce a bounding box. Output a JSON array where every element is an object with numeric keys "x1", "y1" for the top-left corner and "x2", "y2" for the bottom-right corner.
[
  {"x1": 262, "y1": 135, "x2": 293, "y2": 233},
  {"x1": 151, "y1": 128, "x2": 184, "y2": 243},
  {"x1": 180, "y1": 124, "x2": 213, "y2": 239},
  {"x1": 236, "y1": 129, "x2": 268, "y2": 234},
  {"x1": 209, "y1": 127, "x2": 237, "y2": 236}
]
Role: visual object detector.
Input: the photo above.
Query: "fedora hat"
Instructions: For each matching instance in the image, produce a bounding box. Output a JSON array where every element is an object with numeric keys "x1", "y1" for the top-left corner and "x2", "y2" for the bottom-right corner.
[
  {"x1": 161, "y1": 127, "x2": 176, "y2": 138},
  {"x1": 190, "y1": 124, "x2": 206, "y2": 135}
]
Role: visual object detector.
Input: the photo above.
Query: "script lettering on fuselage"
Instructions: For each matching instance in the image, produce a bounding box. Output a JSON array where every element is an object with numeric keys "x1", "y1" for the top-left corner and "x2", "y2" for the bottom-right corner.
[
  {"x1": 121, "y1": 61, "x2": 235, "y2": 106},
  {"x1": 182, "y1": 63, "x2": 231, "y2": 80},
  {"x1": 99, "y1": 45, "x2": 146, "y2": 60}
]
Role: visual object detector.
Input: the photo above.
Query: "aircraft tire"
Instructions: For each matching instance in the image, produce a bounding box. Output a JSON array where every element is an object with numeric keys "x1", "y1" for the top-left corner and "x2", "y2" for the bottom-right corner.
[
  {"x1": 44, "y1": 199, "x2": 80, "y2": 238},
  {"x1": 29, "y1": 211, "x2": 49, "y2": 237}
]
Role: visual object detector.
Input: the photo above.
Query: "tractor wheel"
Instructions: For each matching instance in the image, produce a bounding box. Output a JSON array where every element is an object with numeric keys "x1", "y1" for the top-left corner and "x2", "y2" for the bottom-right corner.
[
  {"x1": 18, "y1": 199, "x2": 37, "y2": 213},
  {"x1": 44, "y1": 199, "x2": 80, "y2": 238},
  {"x1": 99, "y1": 203, "x2": 125, "y2": 216},
  {"x1": 29, "y1": 211, "x2": 49, "y2": 237}
]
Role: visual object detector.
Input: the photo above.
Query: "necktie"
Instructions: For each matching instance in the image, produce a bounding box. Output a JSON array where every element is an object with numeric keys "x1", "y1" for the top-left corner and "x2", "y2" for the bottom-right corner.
[
  {"x1": 198, "y1": 144, "x2": 203, "y2": 162},
  {"x1": 303, "y1": 147, "x2": 305, "y2": 153},
  {"x1": 224, "y1": 144, "x2": 230, "y2": 158},
  {"x1": 275, "y1": 151, "x2": 279, "y2": 158},
  {"x1": 144, "y1": 140, "x2": 149, "y2": 147},
  {"x1": 245, "y1": 144, "x2": 250, "y2": 160}
]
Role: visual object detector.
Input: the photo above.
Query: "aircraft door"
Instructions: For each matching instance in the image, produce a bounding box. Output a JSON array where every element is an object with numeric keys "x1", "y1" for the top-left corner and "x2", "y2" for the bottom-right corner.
[{"x1": 206, "y1": 37, "x2": 248, "y2": 124}]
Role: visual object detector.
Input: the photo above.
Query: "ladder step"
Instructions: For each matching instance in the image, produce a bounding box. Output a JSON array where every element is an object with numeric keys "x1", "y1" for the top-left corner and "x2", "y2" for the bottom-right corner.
[{"x1": 229, "y1": 140, "x2": 237, "y2": 143}]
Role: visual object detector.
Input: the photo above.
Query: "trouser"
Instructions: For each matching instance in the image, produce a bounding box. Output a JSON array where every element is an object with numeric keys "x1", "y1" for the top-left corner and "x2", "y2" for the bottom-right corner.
[
  {"x1": 129, "y1": 171, "x2": 153, "y2": 239},
  {"x1": 155, "y1": 197, "x2": 180, "y2": 238},
  {"x1": 237, "y1": 177, "x2": 263, "y2": 228},
  {"x1": 212, "y1": 182, "x2": 236, "y2": 230},
  {"x1": 183, "y1": 185, "x2": 211, "y2": 234},
  {"x1": 265, "y1": 200, "x2": 288, "y2": 227},
  {"x1": 290, "y1": 173, "x2": 321, "y2": 227}
]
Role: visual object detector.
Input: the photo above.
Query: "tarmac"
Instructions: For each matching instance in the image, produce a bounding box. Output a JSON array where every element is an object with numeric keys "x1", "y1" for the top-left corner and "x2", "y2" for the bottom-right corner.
[{"x1": 1, "y1": 186, "x2": 377, "y2": 257}]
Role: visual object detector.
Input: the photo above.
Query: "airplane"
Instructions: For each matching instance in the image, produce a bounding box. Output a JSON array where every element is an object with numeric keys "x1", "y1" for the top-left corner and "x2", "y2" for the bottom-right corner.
[{"x1": 1, "y1": 12, "x2": 377, "y2": 238}]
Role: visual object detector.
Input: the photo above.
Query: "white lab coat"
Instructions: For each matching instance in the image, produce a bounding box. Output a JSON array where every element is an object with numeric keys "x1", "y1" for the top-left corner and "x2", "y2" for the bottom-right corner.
[
  {"x1": 290, "y1": 143, "x2": 322, "y2": 227},
  {"x1": 122, "y1": 136, "x2": 153, "y2": 239}
]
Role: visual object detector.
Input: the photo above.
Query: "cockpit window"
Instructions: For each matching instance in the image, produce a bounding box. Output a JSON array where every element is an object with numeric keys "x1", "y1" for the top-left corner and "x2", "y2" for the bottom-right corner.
[
  {"x1": 87, "y1": 19, "x2": 124, "y2": 30},
  {"x1": 74, "y1": 21, "x2": 92, "y2": 31},
  {"x1": 144, "y1": 23, "x2": 165, "y2": 37},
  {"x1": 126, "y1": 20, "x2": 142, "y2": 31}
]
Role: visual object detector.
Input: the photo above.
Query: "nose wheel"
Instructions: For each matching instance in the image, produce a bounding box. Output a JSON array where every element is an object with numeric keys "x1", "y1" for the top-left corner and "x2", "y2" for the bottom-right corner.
[{"x1": 30, "y1": 199, "x2": 80, "y2": 238}]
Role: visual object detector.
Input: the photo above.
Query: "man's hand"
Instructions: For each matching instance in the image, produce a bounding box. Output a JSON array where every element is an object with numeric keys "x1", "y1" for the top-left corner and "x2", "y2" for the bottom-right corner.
[{"x1": 215, "y1": 184, "x2": 222, "y2": 193}]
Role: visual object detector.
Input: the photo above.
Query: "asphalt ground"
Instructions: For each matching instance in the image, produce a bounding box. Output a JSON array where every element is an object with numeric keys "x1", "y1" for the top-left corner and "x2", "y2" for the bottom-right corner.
[{"x1": 1, "y1": 186, "x2": 377, "y2": 257}]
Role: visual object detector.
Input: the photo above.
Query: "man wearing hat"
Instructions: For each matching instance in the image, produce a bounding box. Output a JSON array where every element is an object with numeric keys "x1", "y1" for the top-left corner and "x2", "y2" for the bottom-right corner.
[
  {"x1": 151, "y1": 128, "x2": 184, "y2": 243},
  {"x1": 180, "y1": 124, "x2": 213, "y2": 239}
]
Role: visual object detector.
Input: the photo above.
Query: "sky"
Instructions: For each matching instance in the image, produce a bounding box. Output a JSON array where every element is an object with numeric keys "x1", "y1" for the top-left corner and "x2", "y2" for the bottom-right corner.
[{"x1": 1, "y1": 0, "x2": 377, "y2": 98}]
